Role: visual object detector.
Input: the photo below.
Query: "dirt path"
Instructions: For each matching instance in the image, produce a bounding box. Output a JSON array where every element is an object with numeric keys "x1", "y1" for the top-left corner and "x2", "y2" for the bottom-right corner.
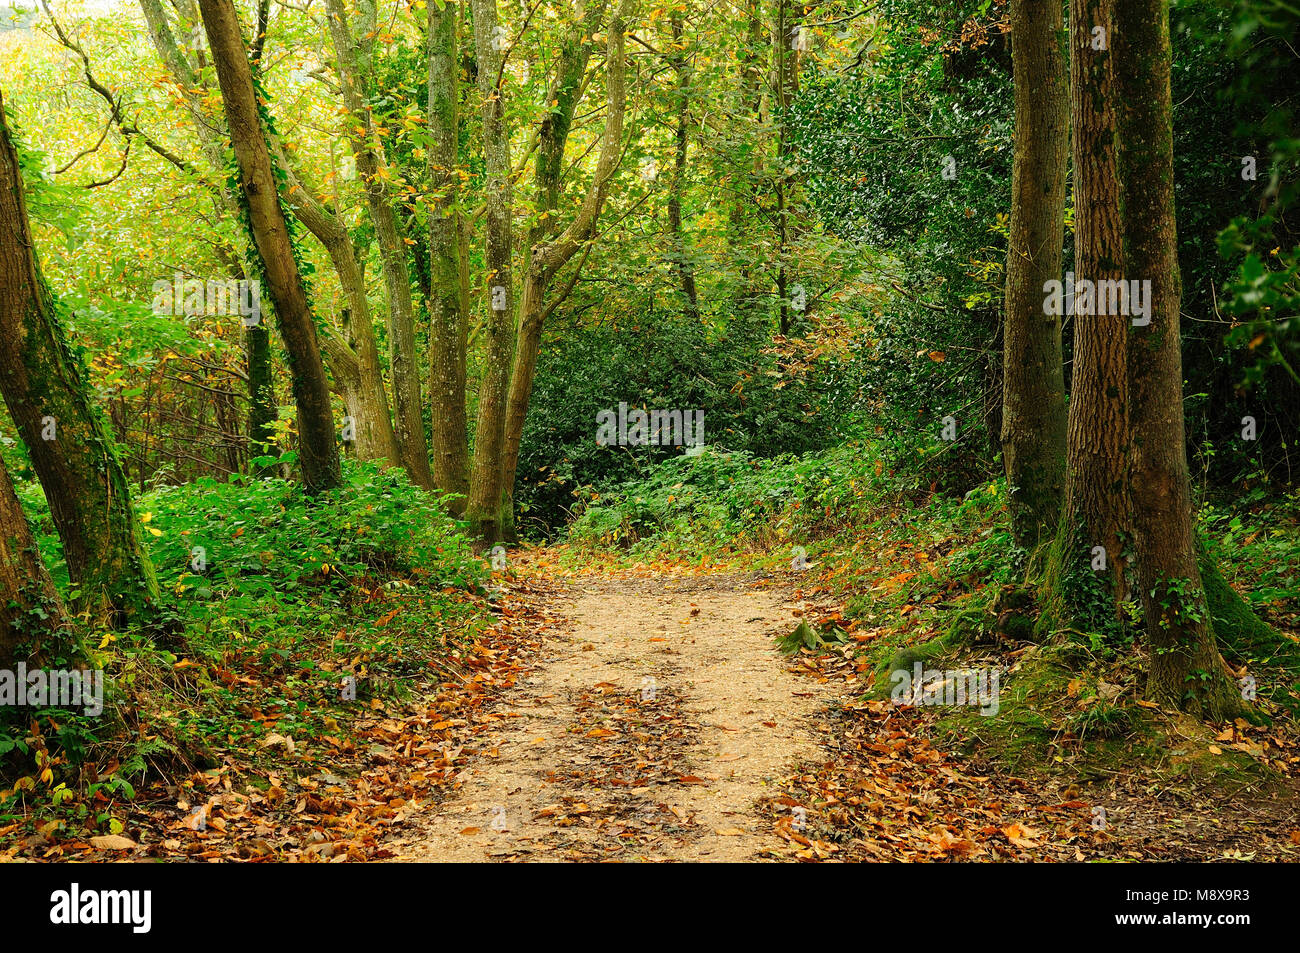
[{"x1": 392, "y1": 573, "x2": 836, "y2": 862}]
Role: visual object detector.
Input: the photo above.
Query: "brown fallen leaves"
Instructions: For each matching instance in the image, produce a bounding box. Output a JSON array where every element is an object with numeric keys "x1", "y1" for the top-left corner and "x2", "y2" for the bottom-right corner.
[
  {"x1": 763, "y1": 690, "x2": 1103, "y2": 862},
  {"x1": 25, "y1": 579, "x2": 559, "y2": 863}
]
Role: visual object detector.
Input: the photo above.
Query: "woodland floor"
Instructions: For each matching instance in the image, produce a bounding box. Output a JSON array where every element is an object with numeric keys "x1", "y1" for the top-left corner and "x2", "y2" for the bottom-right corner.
[
  {"x1": 7, "y1": 557, "x2": 1299, "y2": 863},
  {"x1": 390, "y1": 572, "x2": 831, "y2": 861},
  {"x1": 384, "y1": 564, "x2": 1300, "y2": 863}
]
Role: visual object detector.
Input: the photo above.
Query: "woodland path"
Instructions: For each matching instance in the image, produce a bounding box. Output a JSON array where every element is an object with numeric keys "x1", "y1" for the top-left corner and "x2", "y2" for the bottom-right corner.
[{"x1": 392, "y1": 573, "x2": 836, "y2": 862}]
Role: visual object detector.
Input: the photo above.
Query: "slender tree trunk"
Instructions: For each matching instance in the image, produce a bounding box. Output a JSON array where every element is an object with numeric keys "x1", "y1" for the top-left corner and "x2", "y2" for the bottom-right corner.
[
  {"x1": 1002, "y1": 0, "x2": 1068, "y2": 549},
  {"x1": 0, "y1": 457, "x2": 70, "y2": 666},
  {"x1": 246, "y1": 303, "x2": 277, "y2": 460},
  {"x1": 199, "y1": 0, "x2": 341, "y2": 493},
  {"x1": 273, "y1": 146, "x2": 401, "y2": 466},
  {"x1": 465, "y1": 0, "x2": 516, "y2": 542},
  {"x1": 426, "y1": 0, "x2": 471, "y2": 511},
  {"x1": 0, "y1": 92, "x2": 162, "y2": 623},
  {"x1": 729, "y1": 0, "x2": 764, "y2": 319},
  {"x1": 497, "y1": 0, "x2": 633, "y2": 535},
  {"x1": 490, "y1": 0, "x2": 609, "y2": 540},
  {"x1": 773, "y1": 0, "x2": 802, "y2": 336},
  {"x1": 668, "y1": 11, "x2": 699, "y2": 321},
  {"x1": 325, "y1": 0, "x2": 434, "y2": 489},
  {"x1": 1115, "y1": 0, "x2": 1240, "y2": 718}
]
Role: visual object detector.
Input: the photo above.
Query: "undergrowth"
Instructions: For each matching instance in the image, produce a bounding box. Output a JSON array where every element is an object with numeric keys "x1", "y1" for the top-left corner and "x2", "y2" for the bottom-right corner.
[{"x1": 1, "y1": 461, "x2": 489, "y2": 844}]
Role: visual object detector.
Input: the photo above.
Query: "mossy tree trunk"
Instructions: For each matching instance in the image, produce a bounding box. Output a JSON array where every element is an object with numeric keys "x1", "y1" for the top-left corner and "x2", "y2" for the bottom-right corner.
[
  {"x1": 1115, "y1": 0, "x2": 1241, "y2": 718},
  {"x1": 465, "y1": 0, "x2": 516, "y2": 543},
  {"x1": 272, "y1": 145, "x2": 401, "y2": 467},
  {"x1": 0, "y1": 91, "x2": 162, "y2": 625},
  {"x1": 1002, "y1": 0, "x2": 1068, "y2": 550},
  {"x1": 426, "y1": 0, "x2": 471, "y2": 512},
  {"x1": 668, "y1": 11, "x2": 699, "y2": 321},
  {"x1": 324, "y1": 0, "x2": 435, "y2": 490},
  {"x1": 498, "y1": 0, "x2": 632, "y2": 537},
  {"x1": 199, "y1": 0, "x2": 342, "y2": 494}
]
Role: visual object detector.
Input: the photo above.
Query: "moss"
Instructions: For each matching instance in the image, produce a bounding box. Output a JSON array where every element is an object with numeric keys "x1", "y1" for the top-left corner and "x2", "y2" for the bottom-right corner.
[
  {"x1": 943, "y1": 601, "x2": 992, "y2": 644},
  {"x1": 1198, "y1": 540, "x2": 1295, "y2": 668},
  {"x1": 865, "y1": 627, "x2": 968, "y2": 699},
  {"x1": 934, "y1": 646, "x2": 1073, "y2": 770}
]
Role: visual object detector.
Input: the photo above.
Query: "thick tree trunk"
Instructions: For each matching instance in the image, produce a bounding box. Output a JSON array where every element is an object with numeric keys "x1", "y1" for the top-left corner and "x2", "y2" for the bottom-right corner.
[
  {"x1": 465, "y1": 0, "x2": 516, "y2": 542},
  {"x1": 426, "y1": 0, "x2": 471, "y2": 511},
  {"x1": 1041, "y1": 0, "x2": 1129, "y2": 631},
  {"x1": 1115, "y1": 0, "x2": 1240, "y2": 718},
  {"x1": 1001, "y1": 0, "x2": 1068, "y2": 550},
  {"x1": 0, "y1": 92, "x2": 162, "y2": 623},
  {"x1": 0, "y1": 457, "x2": 70, "y2": 666},
  {"x1": 325, "y1": 0, "x2": 434, "y2": 489},
  {"x1": 199, "y1": 0, "x2": 341, "y2": 493}
]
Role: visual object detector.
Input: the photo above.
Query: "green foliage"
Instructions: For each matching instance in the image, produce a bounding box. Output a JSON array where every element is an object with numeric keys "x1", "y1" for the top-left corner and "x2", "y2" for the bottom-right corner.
[
  {"x1": 1, "y1": 461, "x2": 487, "y2": 835},
  {"x1": 516, "y1": 308, "x2": 870, "y2": 535},
  {"x1": 146, "y1": 460, "x2": 481, "y2": 609},
  {"x1": 1200, "y1": 490, "x2": 1300, "y2": 620}
]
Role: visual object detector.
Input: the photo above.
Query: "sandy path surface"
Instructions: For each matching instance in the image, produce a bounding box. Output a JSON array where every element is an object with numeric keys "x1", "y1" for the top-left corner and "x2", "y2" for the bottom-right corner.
[{"x1": 391, "y1": 573, "x2": 836, "y2": 862}]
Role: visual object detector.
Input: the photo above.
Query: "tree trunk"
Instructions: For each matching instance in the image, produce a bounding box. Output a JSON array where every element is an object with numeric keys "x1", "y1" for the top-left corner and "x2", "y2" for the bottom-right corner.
[
  {"x1": 465, "y1": 0, "x2": 516, "y2": 542},
  {"x1": 0, "y1": 456, "x2": 70, "y2": 667},
  {"x1": 1115, "y1": 0, "x2": 1240, "y2": 718},
  {"x1": 773, "y1": 0, "x2": 803, "y2": 337},
  {"x1": 498, "y1": 0, "x2": 632, "y2": 534},
  {"x1": 1040, "y1": 0, "x2": 1129, "y2": 632},
  {"x1": 199, "y1": 0, "x2": 341, "y2": 493},
  {"x1": 1001, "y1": 0, "x2": 1069, "y2": 550},
  {"x1": 273, "y1": 144, "x2": 401, "y2": 467},
  {"x1": 668, "y1": 11, "x2": 699, "y2": 321},
  {"x1": 426, "y1": 0, "x2": 471, "y2": 511},
  {"x1": 0, "y1": 91, "x2": 162, "y2": 623},
  {"x1": 728, "y1": 0, "x2": 764, "y2": 320},
  {"x1": 325, "y1": 0, "x2": 434, "y2": 489}
]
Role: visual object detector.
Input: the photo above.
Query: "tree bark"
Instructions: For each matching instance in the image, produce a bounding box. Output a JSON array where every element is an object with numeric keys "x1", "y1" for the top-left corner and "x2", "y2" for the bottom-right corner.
[
  {"x1": 497, "y1": 0, "x2": 633, "y2": 536},
  {"x1": 325, "y1": 0, "x2": 434, "y2": 489},
  {"x1": 273, "y1": 142, "x2": 401, "y2": 466},
  {"x1": 1115, "y1": 0, "x2": 1240, "y2": 718},
  {"x1": 0, "y1": 91, "x2": 162, "y2": 623},
  {"x1": 1001, "y1": 0, "x2": 1068, "y2": 550},
  {"x1": 426, "y1": 0, "x2": 471, "y2": 510},
  {"x1": 1041, "y1": 0, "x2": 1130, "y2": 631},
  {"x1": 668, "y1": 11, "x2": 700, "y2": 321},
  {"x1": 465, "y1": 0, "x2": 516, "y2": 541},
  {"x1": 199, "y1": 0, "x2": 342, "y2": 493}
]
